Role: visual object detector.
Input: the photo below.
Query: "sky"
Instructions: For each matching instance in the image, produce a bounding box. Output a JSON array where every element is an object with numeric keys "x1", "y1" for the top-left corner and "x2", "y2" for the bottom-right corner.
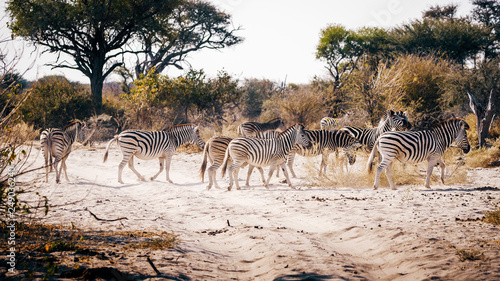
[{"x1": 1, "y1": 0, "x2": 474, "y2": 85}]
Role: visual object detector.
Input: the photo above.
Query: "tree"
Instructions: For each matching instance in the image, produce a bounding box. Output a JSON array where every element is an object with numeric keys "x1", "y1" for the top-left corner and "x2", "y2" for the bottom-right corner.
[
  {"x1": 239, "y1": 79, "x2": 278, "y2": 119},
  {"x1": 468, "y1": 90, "x2": 496, "y2": 147},
  {"x1": 316, "y1": 24, "x2": 363, "y2": 89},
  {"x1": 133, "y1": 0, "x2": 243, "y2": 78},
  {"x1": 9, "y1": 0, "x2": 234, "y2": 114},
  {"x1": 423, "y1": 4, "x2": 458, "y2": 20},
  {"x1": 391, "y1": 17, "x2": 488, "y2": 66},
  {"x1": 472, "y1": 0, "x2": 500, "y2": 59}
]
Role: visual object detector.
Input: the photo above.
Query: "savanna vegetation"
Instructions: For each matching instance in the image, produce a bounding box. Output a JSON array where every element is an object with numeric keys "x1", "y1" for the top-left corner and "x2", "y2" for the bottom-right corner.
[{"x1": 1, "y1": 0, "x2": 500, "y2": 278}]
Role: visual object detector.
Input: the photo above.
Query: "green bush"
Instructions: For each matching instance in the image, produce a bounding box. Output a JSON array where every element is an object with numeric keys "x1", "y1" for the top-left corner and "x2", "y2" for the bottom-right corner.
[{"x1": 20, "y1": 76, "x2": 93, "y2": 129}]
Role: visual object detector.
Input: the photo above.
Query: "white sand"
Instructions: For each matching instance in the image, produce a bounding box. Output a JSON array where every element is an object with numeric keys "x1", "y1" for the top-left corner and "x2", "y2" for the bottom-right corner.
[{"x1": 14, "y1": 143, "x2": 500, "y2": 280}]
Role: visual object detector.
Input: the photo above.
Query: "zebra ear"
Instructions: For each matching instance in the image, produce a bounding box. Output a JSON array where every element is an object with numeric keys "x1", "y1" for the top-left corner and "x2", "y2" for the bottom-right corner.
[
  {"x1": 403, "y1": 111, "x2": 408, "y2": 117},
  {"x1": 387, "y1": 109, "x2": 394, "y2": 116}
]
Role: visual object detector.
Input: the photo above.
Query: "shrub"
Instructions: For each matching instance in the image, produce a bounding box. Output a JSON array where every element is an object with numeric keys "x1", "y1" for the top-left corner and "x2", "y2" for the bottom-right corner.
[
  {"x1": 262, "y1": 84, "x2": 325, "y2": 128},
  {"x1": 20, "y1": 75, "x2": 92, "y2": 129}
]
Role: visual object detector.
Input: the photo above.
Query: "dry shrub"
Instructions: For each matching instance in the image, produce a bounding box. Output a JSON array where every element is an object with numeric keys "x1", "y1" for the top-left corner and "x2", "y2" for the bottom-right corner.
[
  {"x1": 301, "y1": 147, "x2": 468, "y2": 189},
  {"x1": 456, "y1": 248, "x2": 485, "y2": 262},
  {"x1": 483, "y1": 208, "x2": 500, "y2": 225},
  {"x1": 262, "y1": 84, "x2": 325, "y2": 128}
]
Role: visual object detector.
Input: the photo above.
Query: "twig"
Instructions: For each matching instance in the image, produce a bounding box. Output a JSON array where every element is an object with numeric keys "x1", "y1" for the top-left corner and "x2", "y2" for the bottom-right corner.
[
  {"x1": 147, "y1": 256, "x2": 161, "y2": 275},
  {"x1": 87, "y1": 209, "x2": 127, "y2": 222}
]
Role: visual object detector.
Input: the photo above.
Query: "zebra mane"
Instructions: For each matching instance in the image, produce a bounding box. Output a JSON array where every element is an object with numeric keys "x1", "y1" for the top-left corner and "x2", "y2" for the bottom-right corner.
[
  {"x1": 64, "y1": 120, "x2": 82, "y2": 130},
  {"x1": 166, "y1": 124, "x2": 196, "y2": 132},
  {"x1": 277, "y1": 124, "x2": 303, "y2": 137},
  {"x1": 432, "y1": 118, "x2": 469, "y2": 129},
  {"x1": 266, "y1": 117, "x2": 283, "y2": 123}
]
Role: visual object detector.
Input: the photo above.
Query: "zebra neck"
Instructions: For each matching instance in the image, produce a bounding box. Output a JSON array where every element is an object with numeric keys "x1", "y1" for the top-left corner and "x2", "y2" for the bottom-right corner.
[
  {"x1": 376, "y1": 119, "x2": 392, "y2": 135},
  {"x1": 170, "y1": 129, "x2": 190, "y2": 148},
  {"x1": 433, "y1": 125, "x2": 455, "y2": 149},
  {"x1": 277, "y1": 128, "x2": 297, "y2": 154},
  {"x1": 65, "y1": 126, "x2": 79, "y2": 144}
]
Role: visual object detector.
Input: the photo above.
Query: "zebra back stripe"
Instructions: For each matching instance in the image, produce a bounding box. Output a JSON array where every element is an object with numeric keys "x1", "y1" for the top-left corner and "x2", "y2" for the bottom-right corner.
[{"x1": 237, "y1": 117, "x2": 286, "y2": 137}]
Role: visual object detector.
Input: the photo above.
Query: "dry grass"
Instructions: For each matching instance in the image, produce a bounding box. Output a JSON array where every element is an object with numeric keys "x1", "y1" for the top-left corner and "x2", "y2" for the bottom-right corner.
[
  {"x1": 301, "y1": 147, "x2": 469, "y2": 189},
  {"x1": 483, "y1": 208, "x2": 500, "y2": 225},
  {"x1": 456, "y1": 248, "x2": 486, "y2": 262}
]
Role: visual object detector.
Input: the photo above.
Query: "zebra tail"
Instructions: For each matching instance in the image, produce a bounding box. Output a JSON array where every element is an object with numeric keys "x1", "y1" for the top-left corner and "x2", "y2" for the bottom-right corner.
[
  {"x1": 103, "y1": 135, "x2": 119, "y2": 163},
  {"x1": 367, "y1": 140, "x2": 379, "y2": 174},
  {"x1": 221, "y1": 147, "x2": 231, "y2": 178},
  {"x1": 199, "y1": 140, "x2": 210, "y2": 182}
]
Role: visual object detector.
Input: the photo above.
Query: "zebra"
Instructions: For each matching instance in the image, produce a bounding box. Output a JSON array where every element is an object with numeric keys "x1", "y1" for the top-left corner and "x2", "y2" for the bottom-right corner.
[
  {"x1": 367, "y1": 118, "x2": 470, "y2": 190},
  {"x1": 103, "y1": 124, "x2": 205, "y2": 184},
  {"x1": 237, "y1": 117, "x2": 286, "y2": 137},
  {"x1": 40, "y1": 120, "x2": 85, "y2": 183},
  {"x1": 320, "y1": 113, "x2": 351, "y2": 131},
  {"x1": 286, "y1": 129, "x2": 359, "y2": 178},
  {"x1": 340, "y1": 110, "x2": 411, "y2": 152},
  {"x1": 221, "y1": 124, "x2": 311, "y2": 190}
]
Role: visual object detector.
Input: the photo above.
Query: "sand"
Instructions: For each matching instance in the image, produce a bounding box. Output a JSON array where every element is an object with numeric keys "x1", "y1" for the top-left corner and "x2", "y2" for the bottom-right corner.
[{"x1": 9, "y1": 142, "x2": 500, "y2": 280}]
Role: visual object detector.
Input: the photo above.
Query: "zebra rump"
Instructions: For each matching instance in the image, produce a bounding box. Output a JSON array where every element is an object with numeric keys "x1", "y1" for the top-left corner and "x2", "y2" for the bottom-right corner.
[{"x1": 368, "y1": 118, "x2": 470, "y2": 189}]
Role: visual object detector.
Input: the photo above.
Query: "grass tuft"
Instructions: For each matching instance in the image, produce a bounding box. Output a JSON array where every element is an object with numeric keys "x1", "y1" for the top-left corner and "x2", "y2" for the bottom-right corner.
[
  {"x1": 482, "y1": 208, "x2": 500, "y2": 225},
  {"x1": 456, "y1": 248, "x2": 485, "y2": 262}
]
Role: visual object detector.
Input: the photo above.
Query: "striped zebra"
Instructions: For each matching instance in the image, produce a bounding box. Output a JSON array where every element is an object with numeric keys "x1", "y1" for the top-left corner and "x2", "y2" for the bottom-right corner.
[
  {"x1": 287, "y1": 130, "x2": 359, "y2": 178},
  {"x1": 368, "y1": 118, "x2": 470, "y2": 189},
  {"x1": 237, "y1": 117, "x2": 286, "y2": 137},
  {"x1": 103, "y1": 124, "x2": 205, "y2": 184},
  {"x1": 320, "y1": 113, "x2": 351, "y2": 131},
  {"x1": 221, "y1": 124, "x2": 311, "y2": 190},
  {"x1": 340, "y1": 110, "x2": 411, "y2": 152},
  {"x1": 40, "y1": 120, "x2": 85, "y2": 183}
]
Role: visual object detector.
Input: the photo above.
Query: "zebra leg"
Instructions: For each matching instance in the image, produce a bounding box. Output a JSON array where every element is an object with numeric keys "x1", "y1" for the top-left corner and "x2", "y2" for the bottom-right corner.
[
  {"x1": 61, "y1": 156, "x2": 70, "y2": 182},
  {"x1": 127, "y1": 156, "x2": 146, "y2": 182},
  {"x1": 437, "y1": 159, "x2": 446, "y2": 184},
  {"x1": 207, "y1": 165, "x2": 217, "y2": 190},
  {"x1": 44, "y1": 151, "x2": 50, "y2": 183},
  {"x1": 227, "y1": 162, "x2": 242, "y2": 191},
  {"x1": 245, "y1": 164, "x2": 253, "y2": 186},
  {"x1": 54, "y1": 157, "x2": 62, "y2": 184},
  {"x1": 287, "y1": 151, "x2": 297, "y2": 178},
  {"x1": 373, "y1": 163, "x2": 386, "y2": 190},
  {"x1": 425, "y1": 158, "x2": 439, "y2": 188},
  {"x1": 151, "y1": 157, "x2": 165, "y2": 181},
  {"x1": 319, "y1": 152, "x2": 328, "y2": 177},
  {"x1": 164, "y1": 155, "x2": 174, "y2": 183},
  {"x1": 280, "y1": 162, "x2": 295, "y2": 189},
  {"x1": 256, "y1": 167, "x2": 266, "y2": 185},
  {"x1": 385, "y1": 162, "x2": 396, "y2": 190}
]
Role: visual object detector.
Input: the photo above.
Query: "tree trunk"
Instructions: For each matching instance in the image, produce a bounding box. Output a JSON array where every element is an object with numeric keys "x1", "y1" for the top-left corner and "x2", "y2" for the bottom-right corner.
[
  {"x1": 90, "y1": 73, "x2": 104, "y2": 115},
  {"x1": 467, "y1": 91, "x2": 495, "y2": 148}
]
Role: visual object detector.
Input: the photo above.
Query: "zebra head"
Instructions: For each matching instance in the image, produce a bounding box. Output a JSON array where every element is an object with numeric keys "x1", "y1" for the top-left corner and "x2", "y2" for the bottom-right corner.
[
  {"x1": 384, "y1": 110, "x2": 412, "y2": 131},
  {"x1": 273, "y1": 118, "x2": 287, "y2": 132},
  {"x1": 191, "y1": 126, "x2": 205, "y2": 149},
  {"x1": 65, "y1": 120, "x2": 86, "y2": 142},
  {"x1": 452, "y1": 119, "x2": 470, "y2": 154},
  {"x1": 344, "y1": 141, "x2": 362, "y2": 165},
  {"x1": 294, "y1": 124, "x2": 312, "y2": 149}
]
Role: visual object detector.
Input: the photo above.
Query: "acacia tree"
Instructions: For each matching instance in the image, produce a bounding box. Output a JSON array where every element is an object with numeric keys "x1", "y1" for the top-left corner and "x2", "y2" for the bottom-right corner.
[
  {"x1": 134, "y1": 0, "x2": 243, "y2": 78},
  {"x1": 7, "y1": 0, "x2": 182, "y2": 113},
  {"x1": 7, "y1": 0, "x2": 241, "y2": 114}
]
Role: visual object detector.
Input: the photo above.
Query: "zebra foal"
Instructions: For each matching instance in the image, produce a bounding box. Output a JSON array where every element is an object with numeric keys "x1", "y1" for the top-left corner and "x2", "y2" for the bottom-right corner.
[
  {"x1": 221, "y1": 124, "x2": 311, "y2": 190},
  {"x1": 103, "y1": 124, "x2": 205, "y2": 184},
  {"x1": 287, "y1": 130, "x2": 359, "y2": 178},
  {"x1": 320, "y1": 113, "x2": 351, "y2": 131},
  {"x1": 237, "y1": 117, "x2": 286, "y2": 137},
  {"x1": 40, "y1": 120, "x2": 85, "y2": 183},
  {"x1": 368, "y1": 118, "x2": 470, "y2": 189}
]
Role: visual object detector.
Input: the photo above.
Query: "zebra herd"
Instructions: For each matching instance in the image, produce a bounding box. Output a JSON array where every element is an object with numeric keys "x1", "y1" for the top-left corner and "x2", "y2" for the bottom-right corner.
[{"x1": 40, "y1": 110, "x2": 471, "y2": 190}]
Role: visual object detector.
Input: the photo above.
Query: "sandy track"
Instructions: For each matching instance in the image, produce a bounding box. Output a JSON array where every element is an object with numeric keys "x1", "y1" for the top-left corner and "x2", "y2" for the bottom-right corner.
[{"x1": 11, "y1": 144, "x2": 500, "y2": 280}]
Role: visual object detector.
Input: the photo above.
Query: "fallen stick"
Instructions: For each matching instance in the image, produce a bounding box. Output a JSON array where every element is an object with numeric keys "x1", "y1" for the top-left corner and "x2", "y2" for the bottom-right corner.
[
  {"x1": 147, "y1": 256, "x2": 161, "y2": 275},
  {"x1": 87, "y1": 209, "x2": 128, "y2": 222}
]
